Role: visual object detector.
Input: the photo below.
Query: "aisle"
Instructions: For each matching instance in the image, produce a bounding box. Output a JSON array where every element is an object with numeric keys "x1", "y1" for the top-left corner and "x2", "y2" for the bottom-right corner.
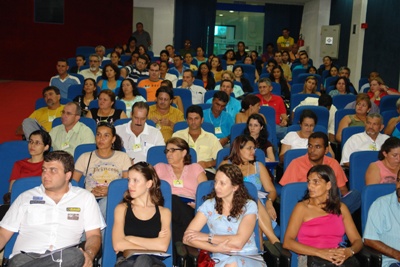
[{"x1": 0, "y1": 81, "x2": 48, "y2": 143}]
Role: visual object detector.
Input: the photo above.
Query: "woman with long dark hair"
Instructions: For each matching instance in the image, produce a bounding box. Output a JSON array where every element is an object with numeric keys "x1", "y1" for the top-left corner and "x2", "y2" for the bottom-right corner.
[
  {"x1": 73, "y1": 122, "x2": 131, "y2": 217},
  {"x1": 196, "y1": 63, "x2": 215, "y2": 91},
  {"x1": 98, "y1": 63, "x2": 121, "y2": 93},
  {"x1": 270, "y1": 66, "x2": 291, "y2": 100},
  {"x1": 283, "y1": 165, "x2": 362, "y2": 266},
  {"x1": 233, "y1": 65, "x2": 253, "y2": 93},
  {"x1": 329, "y1": 77, "x2": 352, "y2": 97},
  {"x1": 73, "y1": 78, "x2": 98, "y2": 116},
  {"x1": 220, "y1": 135, "x2": 279, "y2": 244},
  {"x1": 113, "y1": 162, "x2": 171, "y2": 267},
  {"x1": 244, "y1": 113, "x2": 275, "y2": 162},
  {"x1": 117, "y1": 79, "x2": 146, "y2": 117},
  {"x1": 184, "y1": 164, "x2": 267, "y2": 266}
]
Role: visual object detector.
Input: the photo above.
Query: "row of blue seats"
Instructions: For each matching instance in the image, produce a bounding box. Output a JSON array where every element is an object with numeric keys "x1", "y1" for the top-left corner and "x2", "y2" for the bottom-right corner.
[
  {"x1": 3, "y1": 163, "x2": 390, "y2": 266},
  {"x1": 3, "y1": 175, "x2": 262, "y2": 266}
]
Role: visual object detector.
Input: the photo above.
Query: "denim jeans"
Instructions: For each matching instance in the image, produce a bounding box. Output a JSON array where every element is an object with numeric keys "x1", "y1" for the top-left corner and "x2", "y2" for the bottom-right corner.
[{"x1": 341, "y1": 189, "x2": 361, "y2": 214}]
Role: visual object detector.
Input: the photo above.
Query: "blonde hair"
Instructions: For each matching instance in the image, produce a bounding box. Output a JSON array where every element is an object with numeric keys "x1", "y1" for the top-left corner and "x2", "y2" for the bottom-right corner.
[
  {"x1": 302, "y1": 76, "x2": 318, "y2": 94},
  {"x1": 221, "y1": 70, "x2": 234, "y2": 81}
]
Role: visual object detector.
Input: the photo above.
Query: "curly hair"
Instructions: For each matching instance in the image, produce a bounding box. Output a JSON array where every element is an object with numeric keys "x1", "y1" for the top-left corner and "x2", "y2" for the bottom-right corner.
[
  {"x1": 206, "y1": 164, "x2": 252, "y2": 219},
  {"x1": 101, "y1": 63, "x2": 120, "y2": 80},
  {"x1": 122, "y1": 162, "x2": 164, "y2": 207},
  {"x1": 226, "y1": 135, "x2": 257, "y2": 165},
  {"x1": 302, "y1": 165, "x2": 341, "y2": 215}
]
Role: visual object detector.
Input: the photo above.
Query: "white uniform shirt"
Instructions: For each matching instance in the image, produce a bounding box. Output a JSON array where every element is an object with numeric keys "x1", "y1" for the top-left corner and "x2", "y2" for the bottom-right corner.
[
  {"x1": 116, "y1": 122, "x2": 165, "y2": 162},
  {"x1": 0, "y1": 184, "x2": 106, "y2": 257}
]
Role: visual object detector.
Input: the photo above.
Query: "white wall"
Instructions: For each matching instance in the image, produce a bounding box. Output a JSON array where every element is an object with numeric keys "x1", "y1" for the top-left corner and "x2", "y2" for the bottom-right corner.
[
  {"x1": 133, "y1": 0, "x2": 175, "y2": 55},
  {"x1": 300, "y1": 0, "x2": 331, "y2": 67}
]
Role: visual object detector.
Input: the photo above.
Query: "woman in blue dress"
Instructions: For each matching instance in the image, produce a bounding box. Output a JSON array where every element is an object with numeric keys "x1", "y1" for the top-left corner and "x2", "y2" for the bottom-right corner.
[
  {"x1": 183, "y1": 164, "x2": 267, "y2": 266},
  {"x1": 220, "y1": 135, "x2": 279, "y2": 244}
]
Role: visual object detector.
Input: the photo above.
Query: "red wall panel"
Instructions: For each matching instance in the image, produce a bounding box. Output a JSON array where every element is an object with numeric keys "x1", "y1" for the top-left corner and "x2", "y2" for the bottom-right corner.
[{"x1": 0, "y1": 0, "x2": 133, "y2": 81}]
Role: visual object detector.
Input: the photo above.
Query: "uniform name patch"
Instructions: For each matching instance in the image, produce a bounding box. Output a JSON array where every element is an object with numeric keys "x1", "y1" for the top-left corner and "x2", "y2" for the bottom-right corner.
[
  {"x1": 30, "y1": 200, "x2": 45, "y2": 204},
  {"x1": 66, "y1": 207, "x2": 81, "y2": 212},
  {"x1": 67, "y1": 214, "x2": 79, "y2": 220}
]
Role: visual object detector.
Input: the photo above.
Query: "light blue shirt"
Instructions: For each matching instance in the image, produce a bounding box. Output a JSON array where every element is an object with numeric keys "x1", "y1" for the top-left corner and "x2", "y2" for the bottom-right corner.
[
  {"x1": 203, "y1": 109, "x2": 234, "y2": 139},
  {"x1": 363, "y1": 191, "x2": 400, "y2": 267},
  {"x1": 206, "y1": 96, "x2": 241, "y2": 119},
  {"x1": 49, "y1": 75, "x2": 80, "y2": 99},
  {"x1": 214, "y1": 84, "x2": 244, "y2": 98}
]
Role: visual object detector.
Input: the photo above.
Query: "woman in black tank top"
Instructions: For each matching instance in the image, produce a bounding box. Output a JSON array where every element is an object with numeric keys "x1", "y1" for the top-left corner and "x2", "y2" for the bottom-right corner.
[{"x1": 113, "y1": 162, "x2": 172, "y2": 267}]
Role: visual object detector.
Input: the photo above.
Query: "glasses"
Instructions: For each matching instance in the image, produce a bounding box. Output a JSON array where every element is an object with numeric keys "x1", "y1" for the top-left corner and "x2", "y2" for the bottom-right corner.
[
  {"x1": 28, "y1": 140, "x2": 44, "y2": 146},
  {"x1": 164, "y1": 148, "x2": 184, "y2": 154},
  {"x1": 61, "y1": 111, "x2": 78, "y2": 116}
]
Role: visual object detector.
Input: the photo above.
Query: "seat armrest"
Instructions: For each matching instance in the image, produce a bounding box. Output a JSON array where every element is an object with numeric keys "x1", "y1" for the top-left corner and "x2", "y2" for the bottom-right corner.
[
  {"x1": 263, "y1": 240, "x2": 281, "y2": 267},
  {"x1": 273, "y1": 242, "x2": 292, "y2": 267},
  {"x1": 355, "y1": 247, "x2": 372, "y2": 267},
  {"x1": 363, "y1": 245, "x2": 382, "y2": 267}
]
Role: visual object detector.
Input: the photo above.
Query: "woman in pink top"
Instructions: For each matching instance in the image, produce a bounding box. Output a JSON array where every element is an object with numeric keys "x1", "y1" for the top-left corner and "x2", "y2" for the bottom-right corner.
[
  {"x1": 283, "y1": 165, "x2": 362, "y2": 266},
  {"x1": 154, "y1": 137, "x2": 207, "y2": 244},
  {"x1": 365, "y1": 137, "x2": 400, "y2": 185}
]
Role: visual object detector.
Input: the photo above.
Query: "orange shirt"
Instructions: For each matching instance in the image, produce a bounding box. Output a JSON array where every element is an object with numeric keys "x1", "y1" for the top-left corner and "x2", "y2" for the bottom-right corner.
[{"x1": 138, "y1": 79, "x2": 162, "y2": 101}]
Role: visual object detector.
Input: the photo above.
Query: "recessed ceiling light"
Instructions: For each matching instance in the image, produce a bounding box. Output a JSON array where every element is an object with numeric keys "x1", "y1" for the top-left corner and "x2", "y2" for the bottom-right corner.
[{"x1": 219, "y1": 14, "x2": 223, "y2": 16}]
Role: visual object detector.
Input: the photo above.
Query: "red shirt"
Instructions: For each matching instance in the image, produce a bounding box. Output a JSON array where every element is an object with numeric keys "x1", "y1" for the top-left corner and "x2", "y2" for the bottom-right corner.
[
  {"x1": 280, "y1": 154, "x2": 347, "y2": 188},
  {"x1": 256, "y1": 94, "x2": 286, "y2": 124},
  {"x1": 367, "y1": 88, "x2": 397, "y2": 106},
  {"x1": 9, "y1": 158, "x2": 43, "y2": 181}
]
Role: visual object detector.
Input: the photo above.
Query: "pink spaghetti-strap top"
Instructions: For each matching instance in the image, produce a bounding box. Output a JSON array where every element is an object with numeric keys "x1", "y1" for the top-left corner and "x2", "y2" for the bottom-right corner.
[
  {"x1": 297, "y1": 214, "x2": 345, "y2": 249},
  {"x1": 375, "y1": 160, "x2": 397, "y2": 184}
]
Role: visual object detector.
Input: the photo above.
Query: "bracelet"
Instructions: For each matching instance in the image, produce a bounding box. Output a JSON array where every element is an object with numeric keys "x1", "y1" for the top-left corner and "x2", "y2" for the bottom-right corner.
[
  {"x1": 208, "y1": 233, "x2": 214, "y2": 244},
  {"x1": 348, "y1": 247, "x2": 355, "y2": 256}
]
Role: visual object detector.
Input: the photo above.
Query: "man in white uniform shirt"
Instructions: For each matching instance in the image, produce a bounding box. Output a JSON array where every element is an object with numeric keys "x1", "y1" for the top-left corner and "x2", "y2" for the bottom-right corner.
[
  {"x1": 0, "y1": 151, "x2": 105, "y2": 267},
  {"x1": 116, "y1": 102, "x2": 164, "y2": 163},
  {"x1": 180, "y1": 69, "x2": 206, "y2": 104},
  {"x1": 341, "y1": 113, "x2": 389, "y2": 166}
]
